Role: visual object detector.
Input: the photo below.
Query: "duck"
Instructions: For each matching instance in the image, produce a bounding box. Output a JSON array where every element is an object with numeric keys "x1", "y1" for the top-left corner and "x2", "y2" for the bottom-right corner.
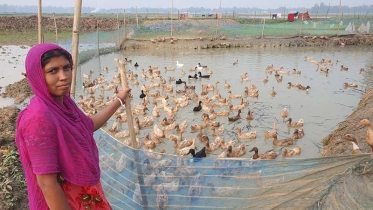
[
  {"x1": 246, "y1": 109, "x2": 254, "y2": 120},
  {"x1": 287, "y1": 82, "x2": 301, "y2": 88},
  {"x1": 358, "y1": 119, "x2": 373, "y2": 152},
  {"x1": 220, "y1": 140, "x2": 237, "y2": 150},
  {"x1": 344, "y1": 82, "x2": 358, "y2": 88},
  {"x1": 134, "y1": 62, "x2": 139, "y2": 67},
  {"x1": 249, "y1": 147, "x2": 278, "y2": 160},
  {"x1": 341, "y1": 65, "x2": 348, "y2": 71},
  {"x1": 281, "y1": 108, "x2": 289, "y2": 118},
  {"x1": 343, "y1": 134, "x2": 361, "y2": 154},
  {"x1": 176, "y1": 79, "x2": 184, "y2": 84},
  {"x1": 286, "y1": 118, "x2": 304, "y2": 127},
  {"x1": 198, "y1": 71, "x2": 210, "y2": 78},
  {"x1": 160, "y1": 117, "x2": 175, "y2": 126},
  {"x1": 196, "y1": 127, "x2": 209, "y2": 143},
  {"x1": 193, "y1": 101, "x2": 203, "y2": 112},
  {"x1": 276, "y1": 76, "x2": 283, "y2": 83},
  {"x1": 233, "y1": 60, "x2": 238, "y2": 65},
  {"x1": 188, "y1": 74, "x2": 198, "y2": 79},
  {"x1": 134, "y1": 116, "x2": 154, "y2": 129},
  {"x1": 198, "y1": 63, "x2": 208, "y2": 68},
  {"x1": 228, "y1": 109, "x2": 241, "y2": 122},
  {"x1": 270, "y1": 86, "x2": 277, "y2": 96},
  {"x1": 359, "y1": 68, "x2": 365, "y2": 73},
  {"x1": 210, "y1": 125, "x2": 225, "y2": 136},
  {"x1": 176, "y1": 61, "x2": 184, "y2": 68},
  {"x1": 224, "y1": 80, "x2": 231, "y2": 88},
  {"x1": 282, "y1": 146, "x2": 301, "y2": 157},
  {"x1": 125, "y1": 58, "x2": 132, "y2": 63},
  {"x1": 298, "y1": 85, "x2": 311, "y2": 91},
  {"x1": 205, "y1": 140, "x2": 222, "y2": 153},
  {"x1": 263, "y1": 76, "x2": 269, "y2": 83},
  {"x1": 143, "y1": 134, "x2": 156, "y2": 149},
  {"x1": 188, "y1": 147, "x2": 207, "y2": 158},
  {"x1": 236, "y1": 127, "x2": 256, "y2": 139},
  {"x1": 292, "y1": 69, "x2": 301, "y2": 74},
  {"x1": 139, "y1": 90, "x2": 146, "y2": 99},
  {"x1": 272, "y1": 134, "x2": 294, "y2": 146},
  {"x1": 264, "y1": 122, "x2": 277, "y2": 138},
  {"x1": 227, "y1": 144, "x2": 246, "y2": 157},
  {"x1": 292, "y1": 128, "x2": 305, "y2": 139}
]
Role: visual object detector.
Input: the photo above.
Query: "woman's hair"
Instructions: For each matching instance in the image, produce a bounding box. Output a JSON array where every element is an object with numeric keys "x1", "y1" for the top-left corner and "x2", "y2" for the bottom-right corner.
[{"x1": 41, "y1": 49, "x2": 72, "y2": 68}]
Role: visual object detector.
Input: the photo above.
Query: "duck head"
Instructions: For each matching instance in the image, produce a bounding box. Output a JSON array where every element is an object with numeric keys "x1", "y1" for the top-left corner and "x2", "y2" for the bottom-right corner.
[
  {"x1": 249, "y1": 147, "x2": 258, "y2": 152},
  {"x1": 358, "y1": 119, "x2": 371, "y2": 128}
]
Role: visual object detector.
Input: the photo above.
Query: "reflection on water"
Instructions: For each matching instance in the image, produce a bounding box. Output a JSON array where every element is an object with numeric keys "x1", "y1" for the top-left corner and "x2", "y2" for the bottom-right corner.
[{"x1": 78, "y1": 45, "x2": 373, "y2": 158}]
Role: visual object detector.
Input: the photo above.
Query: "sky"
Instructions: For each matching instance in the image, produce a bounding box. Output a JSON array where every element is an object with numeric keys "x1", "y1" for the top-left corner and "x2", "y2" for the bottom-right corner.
[{"x1": 0, "y1": 0, "x2": 371, "y2": 10}]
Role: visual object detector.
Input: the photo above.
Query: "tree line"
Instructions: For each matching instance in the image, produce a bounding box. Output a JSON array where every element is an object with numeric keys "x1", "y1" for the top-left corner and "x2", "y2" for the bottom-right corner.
[{"x1": 0, "y1": 3, "x2": 372, "y2": 14}]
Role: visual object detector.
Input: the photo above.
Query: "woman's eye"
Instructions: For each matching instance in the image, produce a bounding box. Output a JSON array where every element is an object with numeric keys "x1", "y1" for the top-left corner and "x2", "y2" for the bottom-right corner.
[
  {"x1": 49, "y1": 69, "x2": 57, "y2": 73},
  {"x1": 63, "y1": 65, "x2": 72, "y2": 71}
]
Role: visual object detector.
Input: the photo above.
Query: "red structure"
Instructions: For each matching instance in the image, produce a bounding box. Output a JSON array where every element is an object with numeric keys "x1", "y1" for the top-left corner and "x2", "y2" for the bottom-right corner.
[
  {"x1": 298, "y1": 11, "x2": 311, "y2": 20},
  {"x1": 288, "y1": 13, "x2": 295, "y2": 22}
]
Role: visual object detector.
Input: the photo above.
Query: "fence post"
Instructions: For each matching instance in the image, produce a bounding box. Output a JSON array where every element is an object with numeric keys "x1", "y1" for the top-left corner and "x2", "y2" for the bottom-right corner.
[
  {"x1": 123, "y1": 9, "x2": 126, "y2": 41},
  {"x1": 261, "y1": 17, "x2": 266, "y2": 38},
  {"x1": 53, "y1": 13, "x2": 58, "y2": 43}
]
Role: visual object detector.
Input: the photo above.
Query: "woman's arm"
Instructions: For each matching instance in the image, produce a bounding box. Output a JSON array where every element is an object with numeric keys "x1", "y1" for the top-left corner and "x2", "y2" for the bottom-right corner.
[
  {"x1": 90, "y1": 87, "x2": 131, "y2": 131},
  {"x1": 36, "y1": 174, "x2": 71, "y2": 210}
]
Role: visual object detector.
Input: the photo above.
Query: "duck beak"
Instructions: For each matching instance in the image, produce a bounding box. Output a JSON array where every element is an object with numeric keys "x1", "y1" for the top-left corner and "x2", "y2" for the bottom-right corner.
[{"x1": 249, "y1": 148, "x2": 254, "y2": 152}]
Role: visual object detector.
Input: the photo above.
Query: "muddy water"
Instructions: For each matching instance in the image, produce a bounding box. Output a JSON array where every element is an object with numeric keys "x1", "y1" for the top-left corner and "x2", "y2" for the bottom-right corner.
[{"x1": 77, "y1": 45, "x2": 373, "y2": 159}]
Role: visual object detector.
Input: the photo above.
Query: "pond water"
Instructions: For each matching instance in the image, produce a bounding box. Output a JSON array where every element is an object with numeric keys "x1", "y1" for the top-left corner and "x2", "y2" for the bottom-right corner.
[{"x1": 78, "y1": 45, "x2": 373, "y2": 159}]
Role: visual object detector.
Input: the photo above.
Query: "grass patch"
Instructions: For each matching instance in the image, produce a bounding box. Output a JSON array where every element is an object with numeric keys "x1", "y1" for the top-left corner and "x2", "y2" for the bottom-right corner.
[{"x1": 0, "y1": 30, "x2": 86, "y2": 45}]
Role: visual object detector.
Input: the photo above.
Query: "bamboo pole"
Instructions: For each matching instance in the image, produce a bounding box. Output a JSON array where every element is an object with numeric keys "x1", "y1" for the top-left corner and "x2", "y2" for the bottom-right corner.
[
  {"x1": 215, "y1": 0, "x2": 222, "y2": 37},
  {"x1": 117, "y1": 9, "x2": 120, "y2": 46},
  {"x1": 97, "y1": 20, "x2": 101, "y2": 70},
  {"x1": 53, "y1": 13, "x2": 58, "y2": 43},
  {"x1": 338, "y1": 0, "x2": 342, "y2": 21},
  {"x1": 171, "y1": 0, "x2": 173, "y2": 38},
  {"x1": 70, "y1": 0, "x2": 82, "y2": 98},
  {"x1": 261, "y1": 17, "x2": 266, "y2": 38},
  {"x1": 123, "y1": 9, "x2": 126, "y2": 42},
  {"x1": 136, "y1": 6, "x2": 139, "y2": 27},
  {"x1": 37, "y1": 0, "x2": 42, "y2": 43},
  {"x1": 118, "y1": 60, "x2": 136, "y2": 147}
]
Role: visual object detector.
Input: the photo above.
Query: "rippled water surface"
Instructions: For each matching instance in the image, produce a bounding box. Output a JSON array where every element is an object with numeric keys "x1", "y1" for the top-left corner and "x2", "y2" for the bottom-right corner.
[{"x1": 78, "y1": 45, "x2": 373, "y2": 159}]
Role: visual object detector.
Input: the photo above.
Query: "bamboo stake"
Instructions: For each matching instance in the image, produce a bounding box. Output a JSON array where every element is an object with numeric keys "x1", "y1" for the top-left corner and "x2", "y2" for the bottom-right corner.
[
  {"x1": 261, "y1": 17, "x2": 266, "y2": 38},
  {"x1": 118, "y1": 60, "x2": 136, "y2": 147},
  {"x1": 338, "y1": 0, "x2": 342, "y2": 21},
  {"x1": 123, "y1": 9, "x2": 126, "y2": 42},
  {"x1": 70, "y1": 0, "x2": 82, "y2": 98},
  {"x1": 171, "y1": 0, "x2": 173, "y2": 38},
  {"x1": 53, "y1": 13, "x2": 58, "y2": 43},
  {"x1": 136, "y1": 6, "x2": 139, "y2": 27},
  {"x1": 117, "y1": 9, "x2": 120, "y2": 46},
  {"x1": 97, "y1": 20, "x2": 101, "y2": 70},
  {"x1": 37, "y1": 0, "x2": 42, "y2": 43},
  {"x1": 215, "y1": 0, "x2": 222, "y2": 37}
]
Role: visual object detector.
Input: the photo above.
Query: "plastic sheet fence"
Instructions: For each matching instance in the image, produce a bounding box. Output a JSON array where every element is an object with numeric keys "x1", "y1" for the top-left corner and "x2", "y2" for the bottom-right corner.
[{"x1": 94, "y1": 129, "x2": 373, "y2": 210}]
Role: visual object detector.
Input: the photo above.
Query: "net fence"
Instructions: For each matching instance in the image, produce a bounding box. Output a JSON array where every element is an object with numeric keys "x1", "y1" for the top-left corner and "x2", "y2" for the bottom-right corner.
[
  {"x1": 95, "y1": 129, "x2": 373, "y2": 210},
  {"x1": 36, "y1": 11, "x2": 373, "y2": 209}
]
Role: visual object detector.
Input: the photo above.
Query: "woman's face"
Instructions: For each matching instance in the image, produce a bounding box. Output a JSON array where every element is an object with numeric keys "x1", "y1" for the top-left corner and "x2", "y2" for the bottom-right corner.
[{"x1": 42, "y1": 55, "x2": 72, "y2": 103}]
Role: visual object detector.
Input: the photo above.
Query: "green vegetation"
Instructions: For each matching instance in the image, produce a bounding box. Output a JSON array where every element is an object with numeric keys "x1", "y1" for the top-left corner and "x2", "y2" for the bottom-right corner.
[
  {"x1": 0, "y1": 30, "x2": 74, "y2": 45},
  {"x1": 0, "y1": 150, "x2": 26, "y2": 209}
]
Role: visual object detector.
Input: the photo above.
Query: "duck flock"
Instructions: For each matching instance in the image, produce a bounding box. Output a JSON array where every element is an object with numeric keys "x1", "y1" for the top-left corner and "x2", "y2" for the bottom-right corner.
[{"x1": 77, "y1": 54, "x2": 373, "y2": 160}]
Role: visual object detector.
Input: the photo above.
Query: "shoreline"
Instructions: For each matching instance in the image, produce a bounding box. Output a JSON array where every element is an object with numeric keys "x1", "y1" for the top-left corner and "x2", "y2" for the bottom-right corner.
[{"x1": 120, "y1": 34, "x2": 373, "y2": 50}]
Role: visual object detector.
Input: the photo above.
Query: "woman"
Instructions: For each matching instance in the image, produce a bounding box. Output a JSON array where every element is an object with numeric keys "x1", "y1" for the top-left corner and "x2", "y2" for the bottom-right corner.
[{"x1": 16, "y1": 43, "x2": 131, "y2": 209}]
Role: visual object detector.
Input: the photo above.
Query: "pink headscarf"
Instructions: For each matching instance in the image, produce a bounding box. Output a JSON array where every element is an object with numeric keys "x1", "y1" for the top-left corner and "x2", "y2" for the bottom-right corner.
[{"x1": 16, "y1": 43, "x2": 100, "y2": 209}]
